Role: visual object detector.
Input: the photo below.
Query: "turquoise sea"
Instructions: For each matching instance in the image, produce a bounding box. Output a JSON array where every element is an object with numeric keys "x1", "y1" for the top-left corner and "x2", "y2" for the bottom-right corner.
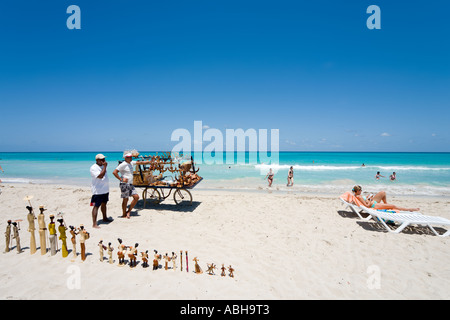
[{"x1": 1, "y1": 152, "x2": 450, "y2": 196}]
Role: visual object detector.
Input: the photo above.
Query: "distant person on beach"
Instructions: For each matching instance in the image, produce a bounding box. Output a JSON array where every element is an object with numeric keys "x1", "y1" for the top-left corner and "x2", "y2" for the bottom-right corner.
[
  {"x1": 375, "y1": 171, "x2": 384, "y2": 180},
  {"x1": 390, "y1": 172, "x2": 396, "y2": 181},
  {"x1": 90, "y1": 154, "x2": 112, "y2": 228},
  {"x1": 265, "y1": 168, "x2": 274, "y2": 187},
  {"x1": 287, "y1": 166, "x2": 294, "y2": 187},
  {"x1": 361, "y1": 163, "x2": 365, "y2": 167},
  {"x1": 352, "y1": 185, "x2": 419, "y2": 211}
]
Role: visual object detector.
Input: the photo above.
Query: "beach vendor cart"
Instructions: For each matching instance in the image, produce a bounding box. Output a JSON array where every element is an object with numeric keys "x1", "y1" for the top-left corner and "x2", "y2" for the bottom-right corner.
[{"x1": 124, "y1": 152, "x2": 203, "y2": 207}]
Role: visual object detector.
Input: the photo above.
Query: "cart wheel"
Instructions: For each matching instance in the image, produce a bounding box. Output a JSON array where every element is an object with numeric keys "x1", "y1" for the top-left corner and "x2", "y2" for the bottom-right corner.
[
  {"x1": 173, "y1": 188, "x2": 192, "y2": 206},
  {"x1": 143, "y1": 187, "x2": 161, "y2": 206}
]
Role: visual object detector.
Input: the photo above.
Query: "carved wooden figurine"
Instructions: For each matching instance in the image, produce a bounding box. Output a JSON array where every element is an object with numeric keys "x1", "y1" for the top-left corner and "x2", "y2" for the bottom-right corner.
[
  {"x1": 153, "y1": 250, "x2": 161, "y2": 270},
  {"x1": 48, "y1": 214, "x2": 57, "y2": 256},
  {"x1": 12, "y1": 222, "x2": 22, "y2": 253},
  {"x1": 163, "y1": 253, "x2": 171, "y2": 270},
  {"x1": 117, "y1": 238, "x2": 125, "y2": 265},
  {"x1": 78, "y1": 225, "x2": 89, "y2": 261},
  {"x1": 221, "y1": 264, "x2": 226, "y2": 277},
  {"x1": 180, "y1": 250, "x2": 183, "y2": 271},
  {"x1": 69, "y1": 225, "x2": 78, "y2": 259},
  {"x1": 107, "y1": 242, "x2": 114, "y2": 264},
  {"x1": 98, "y1": 240, "x2": 106, "y2": 262},
  {"x1": 206, "y1": 263, "x2": 216, "y2": 275},
  {"x1": 57, "y1": 219, "x2": 68, "y2": 258},
  {"x1": 4, "y1": 220, "x2": 11, "y2": 253},
  {"x1": 128, "y1": 243, "x2": 138, "y2": 268},
  {"x1": 141, "y1": 250, "x2": 149, "y2": 268},
  {"x1": 37, "y1": 206, "x2": 47, "y2": 255},
  {"x1": 193, "y1": 257, "x2": 203, "y2": 274},
  {"x1": 171, "y1": 252, "x2": 177, "y2": 271},
  {"x1": 26, "y1": 206, "x2": 37, "y2": 255},
  {"x1": 228, "y1": 265, "x2": 235, "y2": 278}
]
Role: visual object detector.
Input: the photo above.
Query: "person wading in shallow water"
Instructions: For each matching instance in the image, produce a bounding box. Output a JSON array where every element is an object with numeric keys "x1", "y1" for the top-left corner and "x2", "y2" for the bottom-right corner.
[{"x1": 265, "y1": 168, "x2": 274, "y2": 187}]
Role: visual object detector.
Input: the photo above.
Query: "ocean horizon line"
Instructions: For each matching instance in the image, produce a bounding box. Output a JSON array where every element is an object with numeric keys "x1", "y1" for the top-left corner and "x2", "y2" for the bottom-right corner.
[{"x1": 1, "y1": 151, "x2": 450, "y2": 154}]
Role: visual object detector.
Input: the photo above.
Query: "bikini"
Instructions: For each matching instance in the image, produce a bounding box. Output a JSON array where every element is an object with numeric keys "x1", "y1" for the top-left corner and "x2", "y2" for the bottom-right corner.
[{"x1": 362, "y1": 196, "x2": 377, "y2": 208}]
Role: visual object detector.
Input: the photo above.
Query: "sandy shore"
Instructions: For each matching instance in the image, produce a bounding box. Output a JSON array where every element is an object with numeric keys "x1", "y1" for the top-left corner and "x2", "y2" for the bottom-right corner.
[{"x1": 0, "y1": 183, "x2": 449, "y2": 300}]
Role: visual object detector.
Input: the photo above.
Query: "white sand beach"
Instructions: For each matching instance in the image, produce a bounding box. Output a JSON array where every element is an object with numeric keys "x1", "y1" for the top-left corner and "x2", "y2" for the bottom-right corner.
[{"x1": 1, "y1": 183, "x2": 449, "y2": 300}]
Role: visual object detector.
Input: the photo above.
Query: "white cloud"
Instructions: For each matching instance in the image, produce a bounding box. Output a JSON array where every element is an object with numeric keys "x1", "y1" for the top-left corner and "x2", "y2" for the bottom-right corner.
[
  {"x1": 380, "y1": 132, "x2": 391, "y2": 137},
  {"x1": 285, "y1": 140, "x2": 296, "y2": 145}
]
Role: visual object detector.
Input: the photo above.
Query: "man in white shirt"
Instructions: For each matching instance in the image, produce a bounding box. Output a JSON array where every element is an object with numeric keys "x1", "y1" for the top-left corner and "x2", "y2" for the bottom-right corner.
[
  {"x1": 113, "y1": 152, "x2": 154, "y2": 218},
  {"x1": 113, "y1": 153, "x2": 140, "y2": 219},
  {"x1": 90, "y1": 154, "x2": 112, "y2": 228}
]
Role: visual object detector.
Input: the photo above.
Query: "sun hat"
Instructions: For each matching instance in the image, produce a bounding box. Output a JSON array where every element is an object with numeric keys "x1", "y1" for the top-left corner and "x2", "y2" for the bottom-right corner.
[
  {"x1": 95, "y1": 154, "x2": 106, "y2": 160},
  {"x1": 124, "y1": 153, "x2": 132, "y2": 158}
]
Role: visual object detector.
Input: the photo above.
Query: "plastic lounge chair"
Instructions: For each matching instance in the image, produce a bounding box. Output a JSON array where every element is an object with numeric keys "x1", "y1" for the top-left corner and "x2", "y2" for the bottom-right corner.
[
  {"x1": 362, "y1": 207, "x2": 450, "y2": 237},
  {"x1": 340, "y1": 198, "x2": 373, "y2": 221}
]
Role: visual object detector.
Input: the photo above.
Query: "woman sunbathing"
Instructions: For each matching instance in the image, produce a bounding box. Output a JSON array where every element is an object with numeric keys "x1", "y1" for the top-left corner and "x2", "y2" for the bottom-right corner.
[{"x1": 352, "y1": 185, "x2": 419, "y2": 212}]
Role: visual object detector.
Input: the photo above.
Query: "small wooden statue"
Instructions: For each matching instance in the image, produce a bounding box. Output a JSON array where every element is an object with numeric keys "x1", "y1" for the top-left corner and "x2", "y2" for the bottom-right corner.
[
  {"x1": 221, "y1": 264, "x2": 226, "y2": 277},
  {"x1": 69, "y1": 225, "x2": 78, "y2": 259},
  {"x1": 37, "y1": 206, "x2": 47, "y2": 255},
  {"x1": 78, "y1": 225, "x2": 89, "y2": 261},
  {"x1": 48, "y1": 214, "x2": 57, "y2": 256},
  {"x1": 206, "y1": 263, "x2": 216, "y2": 275},
  {"x1": 163, "y1": 253, "x2": 171, "y2": 270},
  {"x1": 193, "y1": 257, "x2": 203, "y2": 274},
  {"x1": 4, "y1": 220, "x2": 11, "y2": 253},
  {"x1": 153, "y1": 250, "x2": 161, "y2": 270},
  {"x1": 26, "y1": 206, "x2": 37, "y2": 255},
  {"x1": 107, "y1": 242, "x2": 114, "y2": 264},
  {"x1": 117, "y1": 238, "x2": 125, "y2": 265},
  {"x1": 171, "y1": 252, "x2": 177, "y2": 271},
  {"x1": 12, "y1": 221, "x2": 22, "y2": 254},
  {"x1": 141, "y1": 250, "x2": 149, "y2": 268},
  {"x1": 228, "y1": 265, "x2": 235, "y2": 278},
  {"x1": 57, "y1": 219, "x2": 68, "y2": 258},
  {"x1": 128, "y1": 243, "x2": 138, "y2": 268},
  {"x1": 180, "y1": 250, "x2": 183, "y2": 271},
  {"x1": 98, "y1": 240, "x2": 106, "y2": 262}
]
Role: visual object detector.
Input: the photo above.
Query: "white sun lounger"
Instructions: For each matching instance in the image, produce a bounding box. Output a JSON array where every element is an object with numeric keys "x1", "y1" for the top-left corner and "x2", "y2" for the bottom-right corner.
[
  {"x1": 340, "y1": 197, "x2": 422, "y2": 219},
  {"x1": 362, "y1": 207, "x2": 450, "y2": 237},
  {"x1": 340, "y1": 198, "x2": 373, "y2": 221}
]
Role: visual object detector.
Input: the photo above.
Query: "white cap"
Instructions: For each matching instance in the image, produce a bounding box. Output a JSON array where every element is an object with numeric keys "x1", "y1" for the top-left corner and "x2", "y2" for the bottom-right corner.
[
  {"x1": 95, "y1": 154, "x2": 106, "y2": 160},
  {"x1": 124, "y1": 153, "x2": 132, "y2": 158}
]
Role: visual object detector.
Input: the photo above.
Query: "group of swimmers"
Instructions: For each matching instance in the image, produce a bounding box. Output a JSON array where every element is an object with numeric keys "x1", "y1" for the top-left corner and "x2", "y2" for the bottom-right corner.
[
  {"x1": 264, "y1": 166, "x2": 397, "y2": 187},
  {"x1": 375, "y1": 171, "x2": 396, "y2": 181},
  {"x1": 265, "y1": 166, "x2": 294, "y2": 187}
]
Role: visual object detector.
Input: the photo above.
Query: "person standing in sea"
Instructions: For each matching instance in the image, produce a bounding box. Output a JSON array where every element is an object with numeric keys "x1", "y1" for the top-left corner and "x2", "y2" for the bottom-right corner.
[
  {"x1": 90, "y1": 154, "x2": 112, "y2": 228},
  {"x1": 287, "y1": 166, "x2": 294, "y2": 187},
  {"x1": 265, "y1": 168, "x2": 274, "y2": 187}
]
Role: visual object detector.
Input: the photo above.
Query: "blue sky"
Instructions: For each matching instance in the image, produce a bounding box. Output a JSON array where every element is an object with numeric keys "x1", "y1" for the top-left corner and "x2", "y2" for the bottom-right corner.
[{"x1": 0, "y1": 0, "x2": 449, "y2": 152}]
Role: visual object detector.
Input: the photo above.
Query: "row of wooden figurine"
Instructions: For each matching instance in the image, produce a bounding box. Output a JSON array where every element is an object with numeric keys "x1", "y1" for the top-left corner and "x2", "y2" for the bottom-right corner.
[
  {"x1": 100, "y1": 239, "x2": 235, "y2": 277},
  {"x1": 4, "y1": 206, "x2": 90, "y2": 260}
]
